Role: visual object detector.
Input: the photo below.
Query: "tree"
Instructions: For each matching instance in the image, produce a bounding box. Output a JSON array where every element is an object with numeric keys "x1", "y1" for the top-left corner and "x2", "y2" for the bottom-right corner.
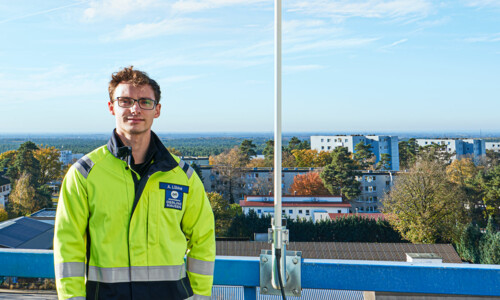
[
  {"x1": 250, "y1": 176, "x2": 273, "y2": 195},
  {"x1": 246, "y1": 158, "x2": 269, "y2": 168},
  {"x1": 166, "y1": 147, "x2": 182, "y2": 156},
  {"x1": 376, "y1": 153, "x2": 391, "y2": 170},
  {"x1": 9, "y1": 172, "x2": 52, "y2": 216},
  {"x1": 291, "y1": 149, "x2": 332, "y2": 167},
  {"x1": 207, "y1": 192, "x2": 241, "y2": 236},
  {"x1": 446, "y1": 158, "x2": 484, "y2": 223},
  {"x1": 190, "y1": 162, "x2": 204, "y2": 183},
  {"x1": 320, "y1": 147, "x2": 361, "y2": 201},
  {"x1": 239, "y1": 139, "x2": 257, "y2": 163},
  {"x1": 479, "y1": 164, "x2": 500, "y2": 220},
  {"x1": 34, "y1": 145, "x2": 63, "y2": 184},
  {"x1": 263, "y1": 140, "x2": 274, "y2": 163},
  {"x1": 287, "y1": 137, "x2": 302, "y2": 152},
  {"x1": 0, "y1": 208, "x2": 8, "y2": 222},
  {"x1": 209, "y1": 147, "x2": 247, "y2": 203},
  {"x1": 398, "y1": 138, "x2": 418, "y2": 169},
  {"x1": 289, "y1": 172, "x2": 330, "y2": 195},
  {"x1": 417, "y1": 144, "x2": 454, "y2": 164},
  {"x1": 479, "y1": 216, "x2": 500, "y2": 264},
  {"x1": 382, "y1": 159, "x2": 468, "y2": 243},
  {"x1": 6, "y1": 141, "x2": 40, "y2": 183},
  {"x1": 353, "y1": 141, "x2": 375, "y2": 170},
  {"x1": 455, "y1": 222, "x2": 482, "y2": 263},
  {"x1": 485, "y1": 150, "x2": 500, "y2": 167}
]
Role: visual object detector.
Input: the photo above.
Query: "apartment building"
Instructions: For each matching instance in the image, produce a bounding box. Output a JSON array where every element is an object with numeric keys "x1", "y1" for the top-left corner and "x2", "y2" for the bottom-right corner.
[
  {"x1": 0, "y1": 176, "x2": 11, "y2": 209},
  {"x1": 415, "y1": 138, "x2": 486, "y2": 160},
  {"x1": 310, "y1": 135, "x2": 400, "y2": 171},
  {"x1": 240, "y1": 195, "x2": 350, "y2": 222},
  {"x1": 353, "y1": 171, "x2": 395, "y2": 213},
  {"x1": 486, "y1": 142, "x2": 500, "y2": 152}
]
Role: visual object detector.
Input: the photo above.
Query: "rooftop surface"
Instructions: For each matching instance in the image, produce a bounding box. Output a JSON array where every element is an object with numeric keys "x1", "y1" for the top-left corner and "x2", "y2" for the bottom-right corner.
[{"x1": 216, "y1": 241, "x2": 462, "y2": 263}]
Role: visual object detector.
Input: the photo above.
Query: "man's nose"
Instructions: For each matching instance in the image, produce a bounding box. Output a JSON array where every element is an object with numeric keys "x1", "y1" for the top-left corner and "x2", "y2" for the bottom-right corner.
[{"x1": 130, "y1": 100, "x2": 141, "y2": 112}]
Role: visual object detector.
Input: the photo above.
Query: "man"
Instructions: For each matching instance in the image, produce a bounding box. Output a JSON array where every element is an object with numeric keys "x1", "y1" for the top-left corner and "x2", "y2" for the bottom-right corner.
[{"x1": 54, "y1": 66, "x2": 215, "y2": 300}]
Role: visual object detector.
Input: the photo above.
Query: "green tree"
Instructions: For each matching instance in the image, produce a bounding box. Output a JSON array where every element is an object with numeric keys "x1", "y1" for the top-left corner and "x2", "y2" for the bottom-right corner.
[
  {"x1": 418, "y1": 144, "x2": 454, "y2": 164},
  {"x1": 353, "y1": 141, "x2": 375, "y2": 170},
  {"x1": 0, "y1": 208, "x2": 8, "y2": 222},
  {"x1": 485, "y1": 150, "x2": 500, "y2": 167},
  {"x1": 209, "y1": 147, "x2": 247, "y2": 203},
  {"x1": 320, "y1": 147, "x2": 361, "y2": 201},
  {"x1": 455, "y1": 222, "x2": 482, "y2": 263},
  {"x1": 9, "y1": 172, "x2": 52, "y2": 216},
  {"x1": 190, "y1": 162, "x2": 204, "y2": 184},
  {"x1": 6, "y1": 141, "x2": 40, "y2": 183},
  {"x1": 287, "y1": 137, "x2": 302, "y2": 152},
  {"x1": 383, "y1": 159, "x2": 468, "y2": 243},
  {"x1": 398, "y1": 138, "x2": 418, "y2": 169},
  {"x1": 263, "y1": 140, "x2": 274, "y2": 165},
  {"x1": 239, "y1": 139, "x2": 257, "y2": 163},
  {"x1": 376, "y1": 153, "x2": 392, "y2": 170},
  {"x1": 479, "y1": 216, "x2": 500, "y2": 264},
  {"x1": 34, "y1": 145, "x2": 63, "y2": 184},
  {"x1": 207, "y1": 192, "x2": 241, "y2": 236},
  {"x1": 479, "y1": 165, "x2": 500, "y2": 220}
]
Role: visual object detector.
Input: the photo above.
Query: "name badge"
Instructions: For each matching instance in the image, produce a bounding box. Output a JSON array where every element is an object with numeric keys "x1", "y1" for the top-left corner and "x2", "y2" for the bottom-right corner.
[{"x1": 159, "y1": 183, "x2": 189, "y2": 210}]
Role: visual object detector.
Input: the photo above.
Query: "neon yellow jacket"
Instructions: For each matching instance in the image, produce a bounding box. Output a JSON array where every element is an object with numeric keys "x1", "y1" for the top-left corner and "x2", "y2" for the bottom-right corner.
[{"x1": 54, "y1": 131, "x2": 215, "y2": 300}]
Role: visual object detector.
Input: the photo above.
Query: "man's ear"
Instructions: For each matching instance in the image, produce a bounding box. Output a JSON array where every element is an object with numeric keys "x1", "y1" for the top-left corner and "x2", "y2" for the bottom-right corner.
[
  {"x1": 108, "y1": 101, "x2": 115, "y2": 116},
  {"x1": 154, "y1": 103, "x2": 161, "y2": 118}
]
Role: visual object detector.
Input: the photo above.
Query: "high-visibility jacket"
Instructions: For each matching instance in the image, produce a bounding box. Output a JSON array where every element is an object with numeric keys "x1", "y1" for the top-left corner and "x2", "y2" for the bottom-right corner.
[{"x1": 54, "y1": 131, "x2": 215, "y2": 300}]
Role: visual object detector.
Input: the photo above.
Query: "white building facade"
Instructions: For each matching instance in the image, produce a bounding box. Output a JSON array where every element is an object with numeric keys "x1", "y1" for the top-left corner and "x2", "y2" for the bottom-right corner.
[
  {"x1": 310, "y1": 135, "x2": 400, "y2": 171},
  {"x1": 0, "y1": 177, "x2": 11, "y2": 209},
  {"x1": 486, "y1": 142, "x2": 500, "y2": 153},
  {"x1": 415, "y1": 139, "x2": 486, "y2": 160},
  {"x1": 240, "y1": 195, "x2": 351, "y2": 222}
]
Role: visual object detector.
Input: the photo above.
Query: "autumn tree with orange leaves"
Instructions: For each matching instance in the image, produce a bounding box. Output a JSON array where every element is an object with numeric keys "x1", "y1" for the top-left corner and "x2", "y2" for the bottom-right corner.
[{"x1": 289, "y1": 172, "x2": 331, "y2": 196}]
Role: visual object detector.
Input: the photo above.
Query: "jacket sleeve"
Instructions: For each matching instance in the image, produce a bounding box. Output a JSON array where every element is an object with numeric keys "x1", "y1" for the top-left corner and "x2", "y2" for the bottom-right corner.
[
  {"x1": 54, "y1": 165, "x2": 89, "y2": 300},
  {"x1": 182, "y1": 171, "x2": 216, "y2": 299}
]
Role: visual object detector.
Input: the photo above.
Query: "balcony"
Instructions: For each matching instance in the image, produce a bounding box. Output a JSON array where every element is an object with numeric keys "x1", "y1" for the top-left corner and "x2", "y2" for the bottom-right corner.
[{"x1": 1, "y1": 249, "x2": 499, "y2": 299}]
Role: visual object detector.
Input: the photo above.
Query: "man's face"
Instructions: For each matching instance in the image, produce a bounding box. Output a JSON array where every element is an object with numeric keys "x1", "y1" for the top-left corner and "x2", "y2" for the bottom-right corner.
[{"x1": 108, "y1": 82, "x2": 161, "y2": 137}]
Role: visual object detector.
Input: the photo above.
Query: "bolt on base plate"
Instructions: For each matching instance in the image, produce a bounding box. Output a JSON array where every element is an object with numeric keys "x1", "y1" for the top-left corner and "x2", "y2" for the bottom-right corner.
[{"x1": 259, "y1": 250, "x2": 302, "y2": 297}]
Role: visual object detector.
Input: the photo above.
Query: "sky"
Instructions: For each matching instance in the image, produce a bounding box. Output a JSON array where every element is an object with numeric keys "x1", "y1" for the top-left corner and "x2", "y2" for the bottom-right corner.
[{"x1": 1, "y1": 0, "x2": 499, "y2": 134}]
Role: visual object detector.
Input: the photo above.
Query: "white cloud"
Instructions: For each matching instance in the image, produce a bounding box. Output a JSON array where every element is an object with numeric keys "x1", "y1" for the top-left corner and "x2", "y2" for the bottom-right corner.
[
  {"x1": 463, "y1": 33, "x2": 500, "y2": 42},
  {"x1": 109, "y1": 18, "x2": 208, "y2": 40},
  {"x1": 171, "y1": 0, "x2": 268, "y2": 13},
  {"x1": 379, "y1": 38, "x2": 408, "y2": 51},
  {"x1": 289, "y1": 0, "x2": 432, "y2": 20},
  {"x1": 464, "y1": 0, "x2": 500, "y2": 8},
  {"x1": 83, "y1": 0, "x2": 160, "y2": 21},
  {"x1": 0, "y1": 2, "x2": 85, "y2": 25},
  {"x1": 0, "y1": 66, "x2": 102, "y2": 103}
]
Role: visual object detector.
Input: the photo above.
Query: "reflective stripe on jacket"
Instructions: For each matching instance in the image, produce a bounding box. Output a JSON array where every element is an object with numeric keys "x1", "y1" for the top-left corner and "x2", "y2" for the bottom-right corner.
[{"x1": 54, "y1": 131, "x2": 215, "y2": 300}]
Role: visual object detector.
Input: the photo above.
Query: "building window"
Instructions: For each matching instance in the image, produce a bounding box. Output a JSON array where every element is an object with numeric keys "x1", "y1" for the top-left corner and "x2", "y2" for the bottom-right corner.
[
  {"x1": 255, "y1": 173, "x2": 259, "y2": 178},
  {"x1": 321, "y1": 146, "x2": 324, "y2": 150},
  {"x1": 386, "y1": 181, "x2": 390, "y2": 186},
  {"x1": 282, "y1": 209, "x2": 285, "y2": 214},
  {"x1": 306, "y1": 210, "x2": 310, "y2": 216},
  {"x1": 257, "y1": 209, "x2": 262, "y2": 214},
  {"x1": 299, "y1": 210, "x2": 303, "y2": 214},
  {"x1": 345, "y1": 139, "x2": 348, "y2": 142},
  {"x1": 337, "y1": 210, "x2": 341, "y2": 213},
  {"x1": 321, "y1": 138, "x2": 324, "y2": 142},
  {"x1": 327, "y1": 146, "x2": 331, "y2": 150},
  {"x1": 327, "y1": 139, "x2": 331, "y2": 142},
  {"x1": 289, "y1": 210, "x2": 293, "y2": 214}
]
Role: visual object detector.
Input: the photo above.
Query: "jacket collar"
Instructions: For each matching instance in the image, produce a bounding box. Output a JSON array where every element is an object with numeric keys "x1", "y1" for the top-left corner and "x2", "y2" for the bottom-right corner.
[{"x1": 106, "y1": 129, "x2": 177, "y2": 170}]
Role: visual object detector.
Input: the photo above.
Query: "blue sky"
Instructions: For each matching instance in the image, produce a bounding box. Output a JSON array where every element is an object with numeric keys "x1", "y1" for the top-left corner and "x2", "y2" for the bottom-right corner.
[{"x1": 1, "y1": 0, "x2": 499, "y2": 134}]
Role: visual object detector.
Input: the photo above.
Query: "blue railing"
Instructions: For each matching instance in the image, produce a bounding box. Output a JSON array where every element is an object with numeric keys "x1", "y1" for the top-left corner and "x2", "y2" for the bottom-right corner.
[{"x1": 1, "y1": 249, "x2": 500, "y2": 298}]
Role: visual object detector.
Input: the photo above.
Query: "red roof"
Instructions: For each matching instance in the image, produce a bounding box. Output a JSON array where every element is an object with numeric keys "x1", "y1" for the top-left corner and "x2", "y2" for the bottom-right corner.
[
  {"x1": 240, "y1": 201, "x2": 351, "y2": 207},
  {"x1": 328, "y1": 213, "x2": 385, "y2": 220}
]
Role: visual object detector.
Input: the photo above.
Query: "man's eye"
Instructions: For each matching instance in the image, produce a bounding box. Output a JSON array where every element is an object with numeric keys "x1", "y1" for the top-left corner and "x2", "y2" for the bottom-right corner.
[
  {"x1": 141, "y1": 99, "x2": 153, "y2": 106},
  {"x1": 120, "y1": 98, "x2": 133, "y2": 105}
]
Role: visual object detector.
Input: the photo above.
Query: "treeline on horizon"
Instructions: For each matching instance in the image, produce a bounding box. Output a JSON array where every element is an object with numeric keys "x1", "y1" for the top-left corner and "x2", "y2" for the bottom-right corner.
[{"x1": 0, "y1": 136, "x2": 296, "y2": 156}]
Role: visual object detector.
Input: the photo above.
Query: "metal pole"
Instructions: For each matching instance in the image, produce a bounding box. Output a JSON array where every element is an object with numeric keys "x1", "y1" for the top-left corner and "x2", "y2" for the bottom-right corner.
[
  {"x1": 272, "y1": 0, "x2": 286, "y2": 291},
  {"x1": 273, "y1": 0, "x2": 282, "y2": 245}
]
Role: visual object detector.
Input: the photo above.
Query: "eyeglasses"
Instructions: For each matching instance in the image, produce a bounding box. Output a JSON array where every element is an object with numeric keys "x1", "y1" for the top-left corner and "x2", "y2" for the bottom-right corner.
[{"x1": 113, "y1": 97, "x2": 157, "y2": 110}]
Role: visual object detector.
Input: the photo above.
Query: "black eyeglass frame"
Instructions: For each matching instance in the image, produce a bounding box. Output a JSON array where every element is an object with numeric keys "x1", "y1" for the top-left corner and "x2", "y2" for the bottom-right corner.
[{"x1": 113, "y1": 97, "x2": 158, "y2": 110}]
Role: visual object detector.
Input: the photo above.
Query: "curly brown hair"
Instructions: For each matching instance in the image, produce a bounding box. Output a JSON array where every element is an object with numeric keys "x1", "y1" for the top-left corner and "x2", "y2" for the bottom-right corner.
[{"x1": 108, "y1": 66, "x2": 161, "y2": 102}]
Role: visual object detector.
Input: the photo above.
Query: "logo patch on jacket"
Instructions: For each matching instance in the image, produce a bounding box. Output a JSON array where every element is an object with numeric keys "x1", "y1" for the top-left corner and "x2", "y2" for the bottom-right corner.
[{"x1": 160, "y1": 183, "x2": 189, "y2": 210}]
